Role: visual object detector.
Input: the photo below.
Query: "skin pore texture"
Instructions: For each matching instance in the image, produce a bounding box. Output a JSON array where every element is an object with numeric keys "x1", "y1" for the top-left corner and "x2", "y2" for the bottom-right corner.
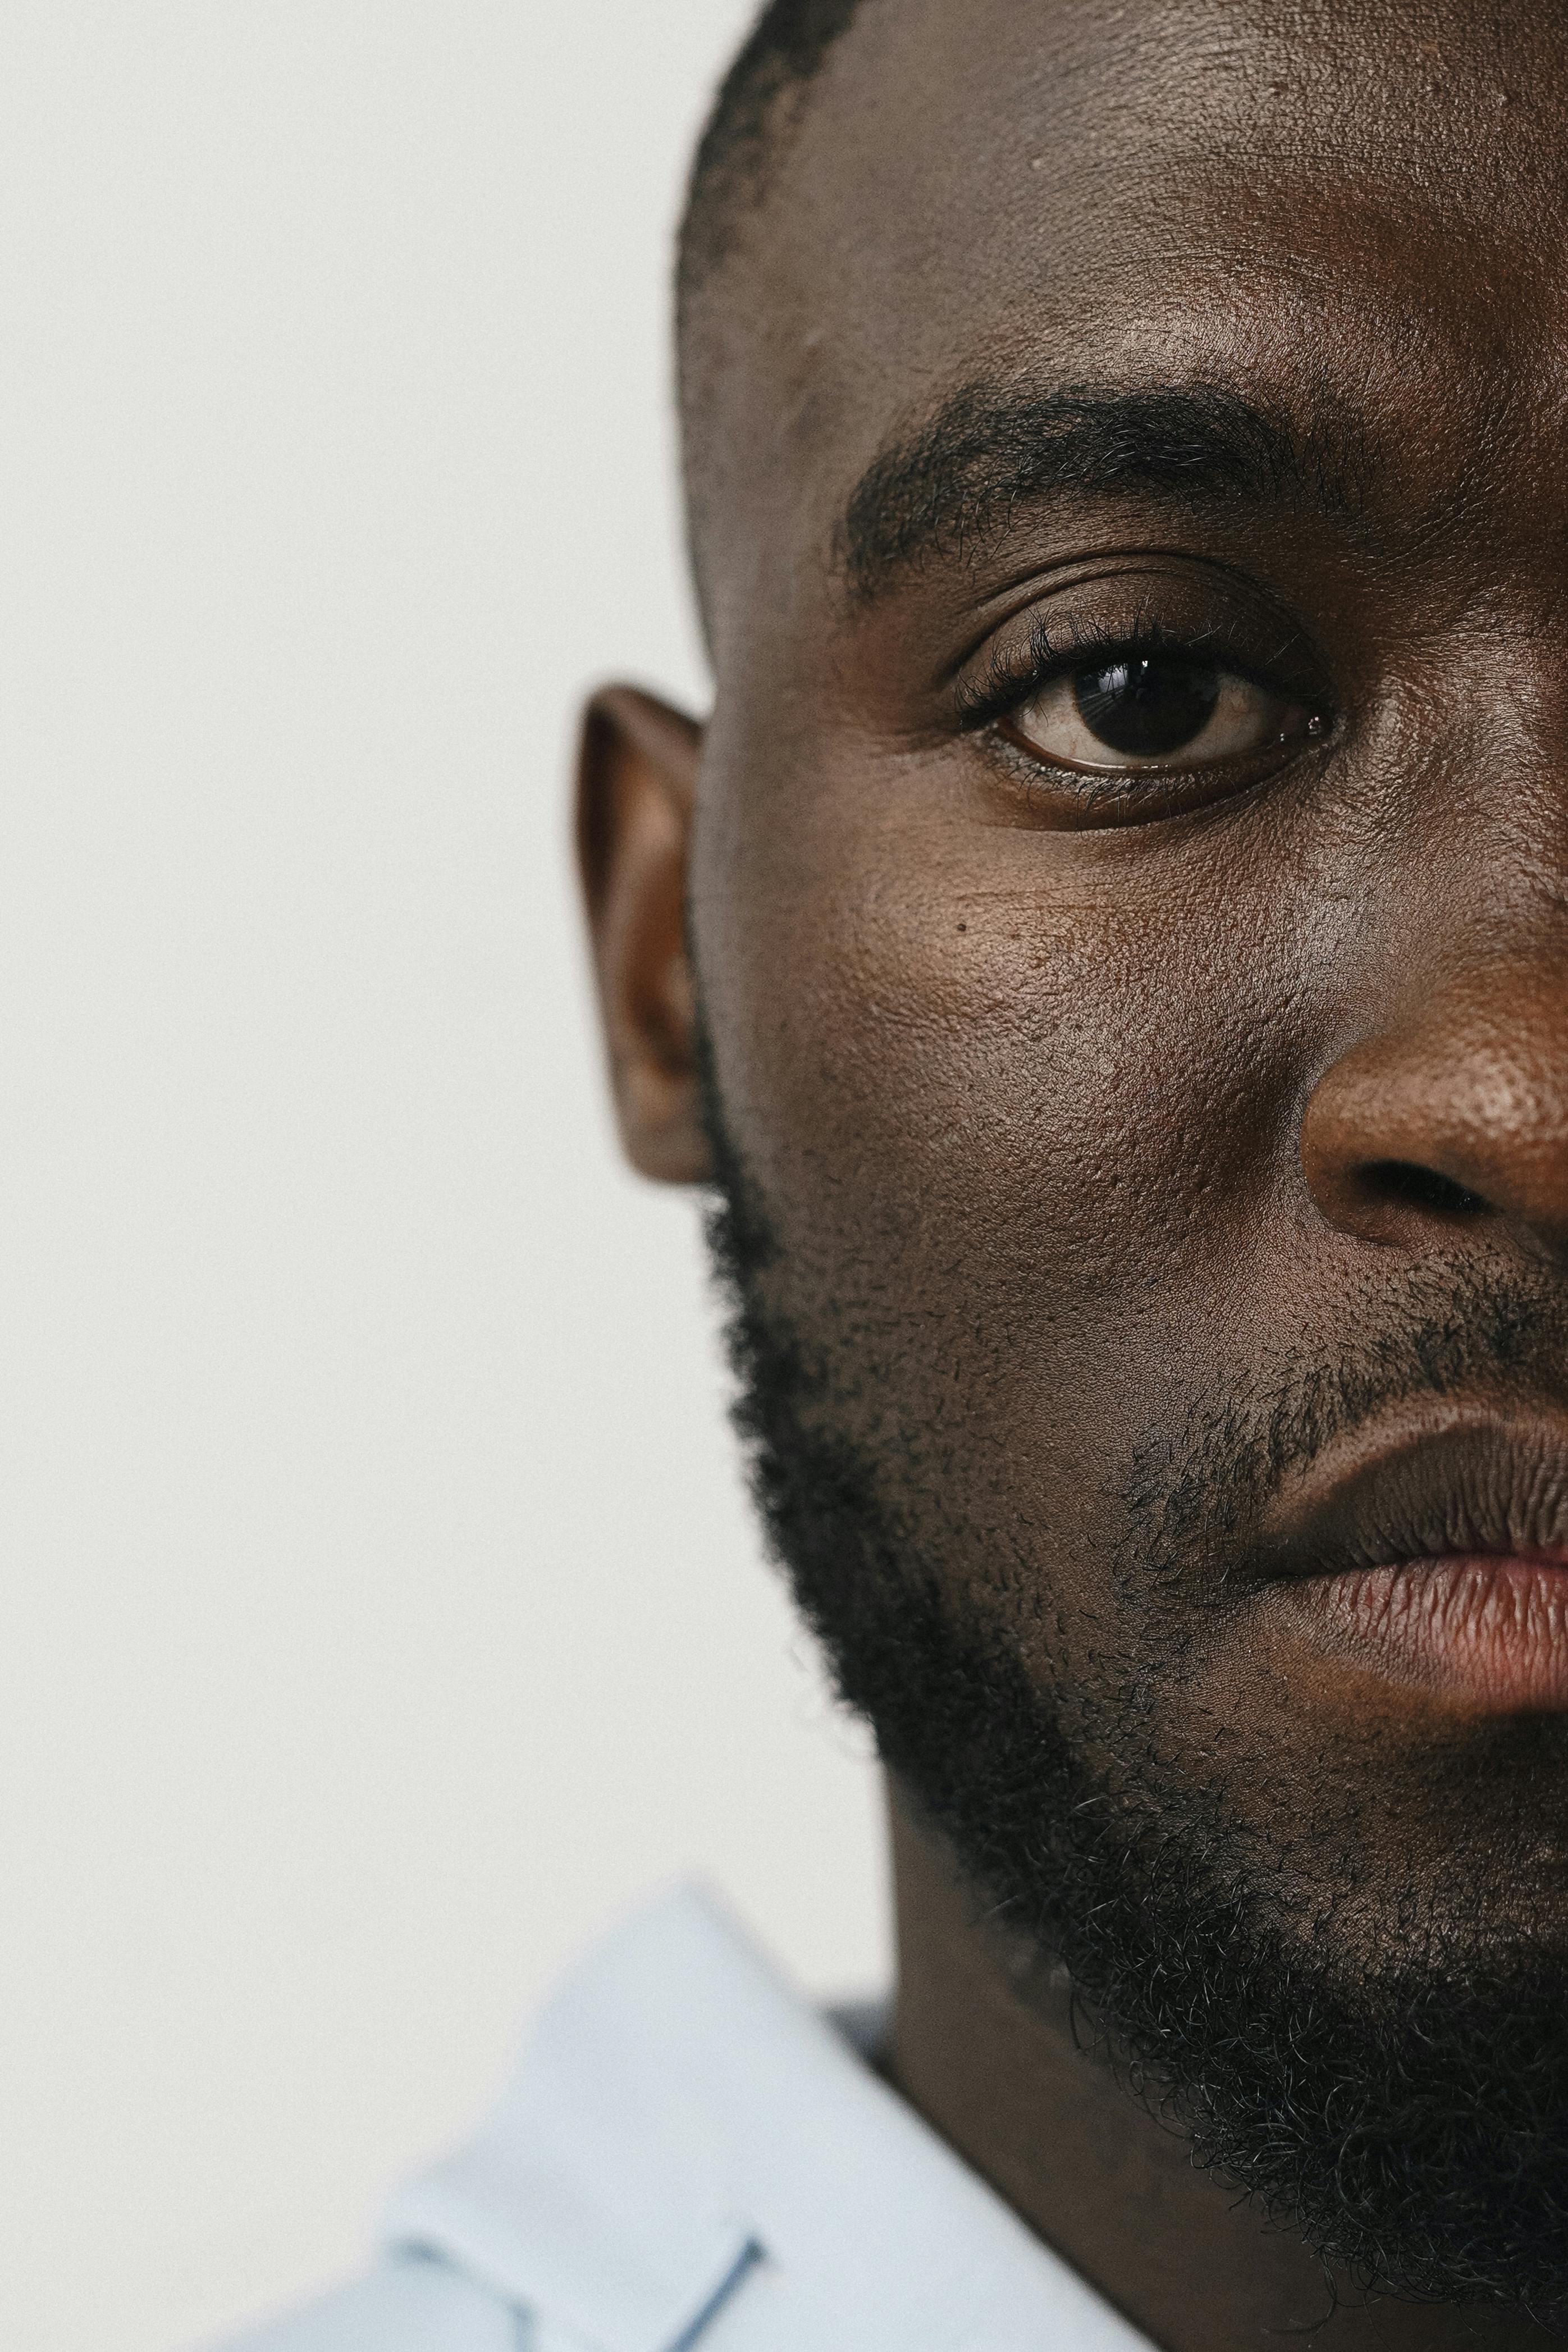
[{"x1": 578, "y1": 3, "x2": 1568, "y2": 2346}]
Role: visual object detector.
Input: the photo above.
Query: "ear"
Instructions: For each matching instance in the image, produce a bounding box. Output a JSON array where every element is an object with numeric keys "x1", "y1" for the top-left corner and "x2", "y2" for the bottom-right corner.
[{"x1": 576, "y1": 684, "x2": 712, "y2": 1183}]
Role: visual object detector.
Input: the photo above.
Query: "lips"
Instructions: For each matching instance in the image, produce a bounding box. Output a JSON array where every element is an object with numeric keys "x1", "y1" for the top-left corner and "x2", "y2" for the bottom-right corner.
[{"x1": 1255, "y1": 1413, "x2": 1568, "y2": 1712}]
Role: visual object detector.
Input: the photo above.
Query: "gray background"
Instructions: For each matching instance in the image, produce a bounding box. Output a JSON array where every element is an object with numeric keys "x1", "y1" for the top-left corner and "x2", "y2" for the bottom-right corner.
[{"x1": 0, "y1": 8, "x2": 885, "y2": 2345}]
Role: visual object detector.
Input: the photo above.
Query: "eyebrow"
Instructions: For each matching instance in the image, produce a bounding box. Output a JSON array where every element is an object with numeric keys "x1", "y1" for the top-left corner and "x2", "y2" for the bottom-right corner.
[{"x1": 836, "y1": 380, "x2": 1372, "y2": 606}]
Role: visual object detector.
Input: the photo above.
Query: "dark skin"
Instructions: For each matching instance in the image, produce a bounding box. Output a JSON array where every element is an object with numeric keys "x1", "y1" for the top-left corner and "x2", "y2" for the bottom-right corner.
[{"x1": 578, "y1": 2, "x2": 1568, "y2": 2345}]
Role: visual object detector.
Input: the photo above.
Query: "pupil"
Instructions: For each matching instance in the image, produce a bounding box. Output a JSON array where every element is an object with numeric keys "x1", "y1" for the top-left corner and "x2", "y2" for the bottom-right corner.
[{"x1": 1072, "y1": 655, "x2": 1221, "y2": 756}]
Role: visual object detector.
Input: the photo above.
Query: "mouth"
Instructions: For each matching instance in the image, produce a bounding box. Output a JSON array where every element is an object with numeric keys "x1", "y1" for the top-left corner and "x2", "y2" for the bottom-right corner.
[{"x1": 1255, "y1": 1413, "x2": 1568, "y2": 1713}]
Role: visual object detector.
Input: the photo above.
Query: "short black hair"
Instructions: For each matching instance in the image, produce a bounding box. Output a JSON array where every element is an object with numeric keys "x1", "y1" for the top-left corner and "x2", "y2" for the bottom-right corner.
[{"x1": 678, "y1": 0, "x2": 865, "y2": 311}]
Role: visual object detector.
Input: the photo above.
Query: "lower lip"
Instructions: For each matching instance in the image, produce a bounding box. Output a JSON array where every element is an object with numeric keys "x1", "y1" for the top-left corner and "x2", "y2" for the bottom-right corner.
[{"x1": 1288, "y1": 1556, "x2": 1568, "y2": 1712}]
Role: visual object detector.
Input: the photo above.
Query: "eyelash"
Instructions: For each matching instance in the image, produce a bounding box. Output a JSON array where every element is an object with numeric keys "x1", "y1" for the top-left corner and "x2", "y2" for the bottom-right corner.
[{"x1": 953, "y1": 610, "x2": 1270, "y2": 737}]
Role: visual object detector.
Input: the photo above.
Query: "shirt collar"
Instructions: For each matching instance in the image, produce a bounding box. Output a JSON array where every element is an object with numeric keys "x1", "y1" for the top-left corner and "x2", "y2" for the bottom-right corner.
[{"x1": 381, "y1": 1883, "x2": 1155, "y2": 2352}]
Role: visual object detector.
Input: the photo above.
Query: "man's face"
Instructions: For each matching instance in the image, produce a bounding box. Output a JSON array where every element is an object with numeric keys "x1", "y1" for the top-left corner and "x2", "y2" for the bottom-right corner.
[
  {"x1": 694, "y1": 0, "x2": 1568, "y2": 1945},
  {"x1": 599, "y1": 0, "x2": 1568, "y2": 2310}
]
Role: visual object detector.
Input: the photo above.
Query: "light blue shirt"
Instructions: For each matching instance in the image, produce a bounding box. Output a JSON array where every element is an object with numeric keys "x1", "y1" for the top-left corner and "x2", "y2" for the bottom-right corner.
[{"x1": 223, "y1": 1885, "x2": 1155, "y2": 2351}]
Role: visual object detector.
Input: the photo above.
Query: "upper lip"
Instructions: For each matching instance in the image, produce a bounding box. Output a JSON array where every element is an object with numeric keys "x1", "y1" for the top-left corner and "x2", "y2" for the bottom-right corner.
[{"x1": 1254, "y1": 1408, "x2": 1568, "y2": 1586}]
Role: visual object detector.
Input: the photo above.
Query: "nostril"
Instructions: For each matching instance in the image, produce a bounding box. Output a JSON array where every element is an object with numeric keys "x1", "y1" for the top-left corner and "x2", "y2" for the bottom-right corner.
[{"x1": 1361, "y1": 1160, "x2": 1489, "y2": 1217}]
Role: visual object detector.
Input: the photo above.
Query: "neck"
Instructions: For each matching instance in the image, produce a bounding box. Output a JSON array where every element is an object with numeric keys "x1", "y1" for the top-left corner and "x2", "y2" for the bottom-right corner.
[{"x1": 884, "y1": 1782, "x2": 1563, "y2": 2352}]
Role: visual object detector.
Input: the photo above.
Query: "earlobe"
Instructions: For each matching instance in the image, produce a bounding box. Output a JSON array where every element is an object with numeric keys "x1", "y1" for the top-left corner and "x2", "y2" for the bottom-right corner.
[{"x1": 576, "y1": 684, "x2": 713, "y2": 1184}]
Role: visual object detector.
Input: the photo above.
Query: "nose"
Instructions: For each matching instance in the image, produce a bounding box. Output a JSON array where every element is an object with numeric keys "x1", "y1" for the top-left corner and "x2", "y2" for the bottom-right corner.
[{"x1": 1299, "y1": 959, "x2": 1568, "y2": 1263}]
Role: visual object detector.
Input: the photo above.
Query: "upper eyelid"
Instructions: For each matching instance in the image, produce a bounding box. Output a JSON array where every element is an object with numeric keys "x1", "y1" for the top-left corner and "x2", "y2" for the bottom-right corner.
[{"x1": 953, "y1": 614, "x2": 1314, "y2": 736}]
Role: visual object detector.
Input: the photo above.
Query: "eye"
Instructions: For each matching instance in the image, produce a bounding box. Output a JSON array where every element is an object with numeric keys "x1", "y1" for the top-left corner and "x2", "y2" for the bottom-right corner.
[{"x1": 1003, "y1": 652, "x2": 1320, "y2": 773}]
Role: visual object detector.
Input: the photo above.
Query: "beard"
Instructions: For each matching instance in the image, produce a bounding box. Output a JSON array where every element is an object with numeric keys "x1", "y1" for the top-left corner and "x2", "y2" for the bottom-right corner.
[{"x1": 697, "y1": 1039, "x2": 1568, "y2": 2322}]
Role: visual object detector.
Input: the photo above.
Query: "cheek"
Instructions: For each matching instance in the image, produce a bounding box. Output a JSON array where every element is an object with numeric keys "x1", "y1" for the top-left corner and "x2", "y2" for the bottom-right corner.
[
  {"x1": 694, "y1": 734, "x2": 1319, "y2": 1406},
  {"x1": 692, "y1": 721, "x2": 1378, "y2": 1744}
]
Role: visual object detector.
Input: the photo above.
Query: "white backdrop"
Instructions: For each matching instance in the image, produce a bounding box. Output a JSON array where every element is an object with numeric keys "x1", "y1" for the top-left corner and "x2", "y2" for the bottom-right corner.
[{"x1": 0, "y1": 10, "x2": 886, "y2": 2346}]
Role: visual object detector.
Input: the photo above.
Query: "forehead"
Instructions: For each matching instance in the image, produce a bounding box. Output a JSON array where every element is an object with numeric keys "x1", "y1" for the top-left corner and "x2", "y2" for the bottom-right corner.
[{"x1": 705, "y1": 0, "x2": 1568, "y2": 648}]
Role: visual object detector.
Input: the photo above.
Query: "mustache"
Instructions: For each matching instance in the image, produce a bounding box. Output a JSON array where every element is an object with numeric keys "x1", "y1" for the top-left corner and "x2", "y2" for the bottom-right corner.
[{"x1": 1120, "y1": 1262, "x2": 1568, "y2": 1589}]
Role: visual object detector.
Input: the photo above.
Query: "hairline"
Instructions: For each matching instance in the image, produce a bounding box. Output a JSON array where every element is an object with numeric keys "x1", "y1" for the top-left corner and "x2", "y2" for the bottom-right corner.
[{"x1": 676, "y1": 2, "x2": 875, "y2": 643}]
